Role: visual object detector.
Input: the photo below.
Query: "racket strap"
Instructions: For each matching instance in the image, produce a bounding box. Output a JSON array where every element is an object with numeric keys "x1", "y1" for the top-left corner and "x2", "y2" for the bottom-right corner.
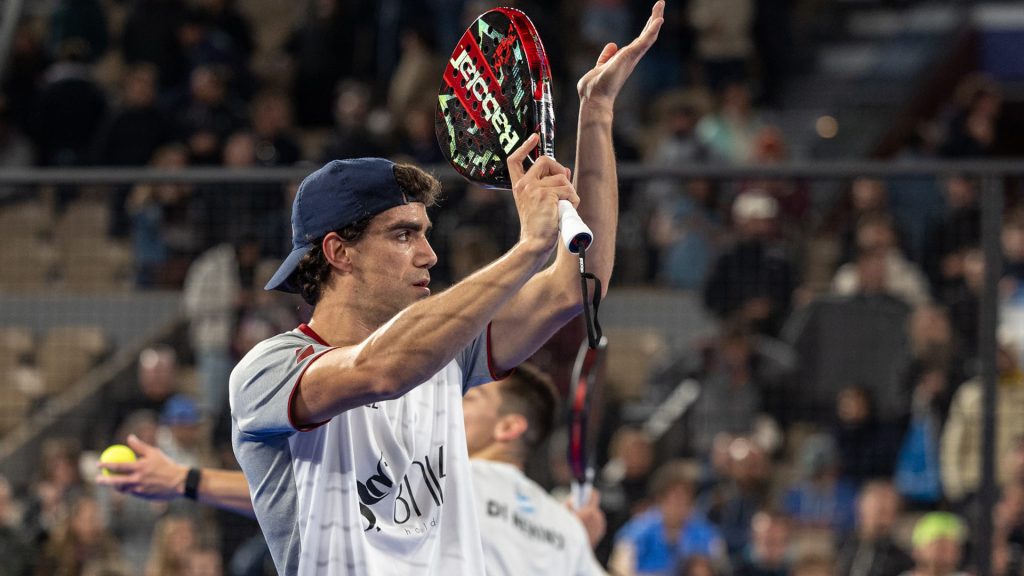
[{"x1": 577, "y1": 244, "x2": 603, "y2": 349}]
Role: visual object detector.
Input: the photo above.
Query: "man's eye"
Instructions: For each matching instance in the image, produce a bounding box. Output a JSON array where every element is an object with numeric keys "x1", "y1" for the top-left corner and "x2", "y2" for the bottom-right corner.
[{"x1": 397, "y1": 231, "x2": 409, "y2": 241}]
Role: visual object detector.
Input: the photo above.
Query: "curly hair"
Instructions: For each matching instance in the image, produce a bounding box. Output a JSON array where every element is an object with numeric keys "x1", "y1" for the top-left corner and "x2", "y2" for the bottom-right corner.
[{"x1": 294, "y1": 163, "x2": 442, "y2": 306}]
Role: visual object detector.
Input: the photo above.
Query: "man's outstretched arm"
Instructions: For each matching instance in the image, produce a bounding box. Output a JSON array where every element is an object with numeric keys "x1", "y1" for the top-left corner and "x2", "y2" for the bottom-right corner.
[
  {"x1": 96, "y1": 434, "x2": 255, "y2": 517},
  {"x1": 489, "y1": 1, "x2": 665, "y2": 372}
]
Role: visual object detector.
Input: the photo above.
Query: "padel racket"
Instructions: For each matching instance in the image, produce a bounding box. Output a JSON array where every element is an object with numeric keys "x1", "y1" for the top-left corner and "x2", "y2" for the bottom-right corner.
[
  {"x1": 436, "y1": 7, "x2": 593, "y2": 253},
  {"x1": 567, "y1": 334, "x2": 608, "y2": 510}
]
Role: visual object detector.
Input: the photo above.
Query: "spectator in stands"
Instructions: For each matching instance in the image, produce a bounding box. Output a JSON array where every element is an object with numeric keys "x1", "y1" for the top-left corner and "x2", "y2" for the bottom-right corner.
[
  {"x1": 320, "y1": 79, "x2": 389, "y2": 162},
  {"x1": 196, "y1": 0, "x2": 254, "y2": 61},
  {"x1": 23, "y1": 437, "x2": 86, "y2": 546},
  {"x1": 696, "y1": 83, "x2": 762, "y2": 164},
  {"x1": 287, "y1": 0, "x2": 373, "y2": 127},
  {"x1": 126, "y1": 144, "x2": 191, "y2": 287},
  {"x1": 35, "y1": 493, "x2": 124, "y2": 576},
  {"x1": 598, "y1": 427, "x2": 657, "y2": 564},
  {"x1": 32, "y1": 39, "x2": 107, "y2": 167},
  {"x1": 109, "y1": 347, "x2": 179, "y2": 442},
  {"x1": 940, "y1": 74, "x2": 1002, "y2": 159},
  {"x1": 1002, "y1": 208, "x2": 1024, "y2": 296},
  {"x1": 941, "y1": 325, "x2": 1024, "y2": 507},
  {"x1": 702, "y1": 436, "x2": 771, "y2": 560},
  {"x1": 732, "y1": 511, "x2": 791, "y2": 576},
  {"x1": 178, "y1": 8, "x2": 252, "y2": 99},
  {"x1": 904, "y1": 304, "x2": 966, "y2": 418},
  {"x1": 993, "y1": 464, "x2": 1024, "y2": 575},
  {"x1": 704, "y1": 190, "x2": 795, "y2": 336},
  {"x1": 835, "y1": 481, "x2": 914, "y2": 576},
  {"x1": 836, "y1": 178, "x2": 909, "y2": 266},
  {"x1": 47, "y1": 0, "x2": 108, "y2": 63},
  {"x1": 689, "y1": 0, "x2": 752, "y2": 92},
  {"x1": 0, "y1": 474, "x2": 33, "y2": 576},
  {"x1": 609, "y1": 460, "x2": 727, "y2": 576},
  {"x1": 689, "y1": 324, "x2": 766, "y2": 457},
  {"x1": 895, "y1": 362, "x2": 946, "y2": 508},
  {"x1": 387, "y1": 23, "x2": 441, "y2": 128},
  {"x1": 95, "y1": 63, "x2": 173, "y2": 167},
  {"x1": 197, "y1": 131, "x2": 285, "y2": 249},
  {"x1": 743, "y1": 126, "x2": 812, "y2": 241},
  {"x1": 832, "y1": 213, "x2": 930, "y2": 308},
  {"x1": 175, "y1": 65, "x2": 245, "y2": 165},
  {"x1": 121, "y1": 0, "x2": 188, "y2": 92},
  {"x1": 904, "y1": 513, "x2": 967, "y2": 576},
  {"x1": 0, "y1": 95, "x2": 35, "y2": 203},
  {"x1": 183, "y1": 236, "x2": 263, "y2": 418},
  {"x1": 249, "y1": 90, "x2": 301, "y2": 167},
  {"x1": 3, "y1": 21, "x2": 50, "y2": 136},
  {"x1": 145, "y1": 515, "x2": 198, "y2": 576},
  {"x1": 922, "y1": 177, "x2": 980, "y2": 303},
  {"x1": 944, "y1": 247, "x2": 983, "y2": 368},
  {"x1": 782, "y1": 433, "x2": 857, "y2": 535},
  {"x1": 156, "y1": 394, "x2": 210, "y2": 473},
  {"x1": 395, "y1": 106, "x2": 445, "y2": 166},
  {"x1": 832, "y1": 385, "x2": 901, "y2": 486},
  {"x1": 649, "y1": 179, "x2": 722, "y2": 290},
  {"x1": 642, "y1": 91, "x2": 712, "y2": 205}
]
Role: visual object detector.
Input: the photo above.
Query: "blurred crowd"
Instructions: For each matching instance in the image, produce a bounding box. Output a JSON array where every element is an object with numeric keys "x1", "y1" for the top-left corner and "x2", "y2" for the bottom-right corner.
[{"x1": 1, "y1": 0, "x2": 1023, "y2": 575}]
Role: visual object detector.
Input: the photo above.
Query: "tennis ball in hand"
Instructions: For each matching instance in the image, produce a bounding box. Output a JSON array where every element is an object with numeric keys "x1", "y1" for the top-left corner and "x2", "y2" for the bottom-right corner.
[{"x1": 99, "y1": 444, "x2": 136, "y2": 476}]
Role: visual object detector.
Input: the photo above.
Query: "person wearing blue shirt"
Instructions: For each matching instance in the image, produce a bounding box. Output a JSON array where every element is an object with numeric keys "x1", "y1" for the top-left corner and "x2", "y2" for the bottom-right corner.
[{"x1": 610, "y1": 461, "x2": 727, "y2": 576}]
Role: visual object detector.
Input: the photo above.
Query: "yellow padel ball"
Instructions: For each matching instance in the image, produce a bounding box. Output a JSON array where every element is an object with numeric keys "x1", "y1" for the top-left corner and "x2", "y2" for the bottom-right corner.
[{"x1": 99, "y1": 444, "x2": 137, "y2": 476}]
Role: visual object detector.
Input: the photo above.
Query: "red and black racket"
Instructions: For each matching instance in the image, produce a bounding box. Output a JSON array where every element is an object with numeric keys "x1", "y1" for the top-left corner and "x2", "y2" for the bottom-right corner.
[
  {"x1": 436, "y1": 7, "x2": 593, "y2": 253},
  {"x1": 567, "y1": 334, "x2": 608, "y2": 509}
]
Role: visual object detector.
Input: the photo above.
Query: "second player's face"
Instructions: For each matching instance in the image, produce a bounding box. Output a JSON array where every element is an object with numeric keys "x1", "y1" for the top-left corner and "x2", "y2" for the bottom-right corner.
[
  {"x1": 346, "y1": 203, "x2": 437, "y2": 325},
  {"x1": 462, "y1": 382, "x2": 502, "y2": 456}
]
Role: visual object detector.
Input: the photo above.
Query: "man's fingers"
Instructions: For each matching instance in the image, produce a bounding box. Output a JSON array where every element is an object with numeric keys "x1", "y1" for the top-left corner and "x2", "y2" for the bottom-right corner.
[
  {"x1": 597, "y1": 43, "x2": 618, "y2": 65},
  {"x1": 99, "y1": 460, "x2": 139, "y2": 474},
  {"x1": 126, "y1": 433, "x2": 151, "y2": 456},
  {"x1": 525, "y1": 155, "x2": 568, "y2": 180},
  {"x1": 507, "y1": 133, "x2": 540, "y2": 183}
]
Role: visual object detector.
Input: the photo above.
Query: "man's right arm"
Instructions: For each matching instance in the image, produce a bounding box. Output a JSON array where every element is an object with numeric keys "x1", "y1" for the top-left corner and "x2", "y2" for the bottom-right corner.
[{"x1": 290, "y1": 135, "x2": 576, "y2": 426}]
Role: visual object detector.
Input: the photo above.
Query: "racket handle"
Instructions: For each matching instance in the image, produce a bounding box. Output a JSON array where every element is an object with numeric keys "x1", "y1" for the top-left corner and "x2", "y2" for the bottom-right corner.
[
  {"x1": 571, "y1": 468, "x2": 595, "y2": 510},
  {"x1": 558, "y1": 200, "x2": 593, "y2": 254}
]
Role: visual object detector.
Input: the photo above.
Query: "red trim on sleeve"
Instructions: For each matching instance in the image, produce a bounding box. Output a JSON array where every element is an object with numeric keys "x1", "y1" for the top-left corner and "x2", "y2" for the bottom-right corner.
[
  {"x1": 486, "y1": 322, "x2": 512, "y2": 382},
  {"x1": 297, "y1": 323, "x2": 329, "y2": 346},
  {"x1": 287, "y1": 346, "x2": 334, "y2": 433}
]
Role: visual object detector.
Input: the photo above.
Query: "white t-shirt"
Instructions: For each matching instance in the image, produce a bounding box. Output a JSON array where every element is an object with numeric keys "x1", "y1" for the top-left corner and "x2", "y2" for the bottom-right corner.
[
  {"x1": 472, "y1": 459, "x2": 606, "y2": 576},
  {"x1": 230, "y1": 324, "x2": 495, "y2": 575}
]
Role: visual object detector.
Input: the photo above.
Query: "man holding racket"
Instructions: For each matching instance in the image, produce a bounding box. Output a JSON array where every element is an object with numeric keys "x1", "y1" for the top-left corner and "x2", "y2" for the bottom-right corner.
[{"x1": 228, "y1": 4, "x2": 662, "y2": 574}]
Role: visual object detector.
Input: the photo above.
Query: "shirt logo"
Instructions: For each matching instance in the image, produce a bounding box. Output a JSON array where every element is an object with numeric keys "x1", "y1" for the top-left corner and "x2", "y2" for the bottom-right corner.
[
  {"x1": 356, "y1": 445, "x2": 447, "y2": 534},
  {"x1": 295, "y1": 345, "x2": 315, "y2": 363}
]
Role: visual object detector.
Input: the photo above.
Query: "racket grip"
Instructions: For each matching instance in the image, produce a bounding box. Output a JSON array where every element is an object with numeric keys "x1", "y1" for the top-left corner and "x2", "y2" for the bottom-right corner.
[
  {"x1": 558, "y1": 200, "x2": 593, "y2": 254},
  {"x1": 571, "y1": 469, "x2": 595, "y2": 510}
]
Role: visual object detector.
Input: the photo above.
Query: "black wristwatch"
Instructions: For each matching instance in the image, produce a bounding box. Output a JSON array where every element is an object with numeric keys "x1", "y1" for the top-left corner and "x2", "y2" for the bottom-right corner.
[{"x1": 184, "y1": 467, "x2": 202, "y2": 500}]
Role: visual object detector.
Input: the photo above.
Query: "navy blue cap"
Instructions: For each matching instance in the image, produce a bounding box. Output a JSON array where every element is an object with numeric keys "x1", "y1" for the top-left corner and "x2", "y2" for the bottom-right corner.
[{"x1": 265, "y1": 158, "x2": 409, "y2": 293}]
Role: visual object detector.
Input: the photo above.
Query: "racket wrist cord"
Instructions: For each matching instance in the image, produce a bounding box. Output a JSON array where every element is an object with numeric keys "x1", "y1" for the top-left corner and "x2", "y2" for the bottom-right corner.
[{"x1": 577, "y1": 244, "x2": 603, "y2": 349}]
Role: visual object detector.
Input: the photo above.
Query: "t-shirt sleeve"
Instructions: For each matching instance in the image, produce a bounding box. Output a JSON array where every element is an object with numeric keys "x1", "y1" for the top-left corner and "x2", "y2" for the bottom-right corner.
[
  {"x1": 457, "y1": 323, "x2": 507, "y2": 393},
  {"x1": 230, "y1": 336, "x2": 335, "y2": 438}
]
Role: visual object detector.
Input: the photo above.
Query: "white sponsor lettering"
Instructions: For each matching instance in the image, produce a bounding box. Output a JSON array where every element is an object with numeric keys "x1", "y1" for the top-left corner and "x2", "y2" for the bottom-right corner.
[{"x1": 450, "y1": 48, "x2": 520, "y2": 153}]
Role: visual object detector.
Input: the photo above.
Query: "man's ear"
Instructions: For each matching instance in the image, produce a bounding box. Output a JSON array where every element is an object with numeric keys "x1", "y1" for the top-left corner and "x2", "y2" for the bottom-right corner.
[
  {"x1": 322, "y1": 232, "x2": 353, "y2": 273},
  {"x1": 494, "y1": 414, "x2": 528, "y2": 443}
]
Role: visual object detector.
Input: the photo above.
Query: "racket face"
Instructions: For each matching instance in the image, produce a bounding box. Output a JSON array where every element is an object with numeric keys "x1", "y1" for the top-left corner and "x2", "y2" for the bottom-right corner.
[
  {"x1": 567, "y1": 336, "x2": 608, "y2": 483},
  {"x1": 436, "y1": 8, "x2": 554, "y2": 188}
]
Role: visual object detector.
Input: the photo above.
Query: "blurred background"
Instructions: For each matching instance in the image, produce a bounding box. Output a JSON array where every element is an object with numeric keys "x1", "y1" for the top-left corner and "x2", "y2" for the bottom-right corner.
[{"x1": 0, "y1": 0, "x2": 1023, "y2": 574}]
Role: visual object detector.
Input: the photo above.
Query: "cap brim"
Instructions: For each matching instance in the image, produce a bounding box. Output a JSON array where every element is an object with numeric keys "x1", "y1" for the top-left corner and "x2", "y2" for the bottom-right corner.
[{"x1": 264, "y1": 245, "x2": 309, "y2": 293}]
